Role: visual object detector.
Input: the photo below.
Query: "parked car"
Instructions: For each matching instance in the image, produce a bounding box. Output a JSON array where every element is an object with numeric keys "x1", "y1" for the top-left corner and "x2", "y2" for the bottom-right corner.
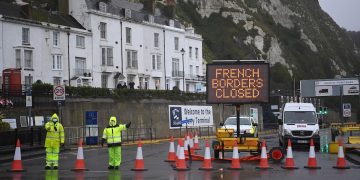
[{"x1": 220, "y1": 116, "x2": 258, "y2": 137}]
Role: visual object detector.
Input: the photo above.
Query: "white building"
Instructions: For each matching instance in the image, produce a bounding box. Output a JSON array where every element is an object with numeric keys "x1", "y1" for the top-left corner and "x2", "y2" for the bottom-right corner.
[
  {"x1": 0, "y1": 1, "x2": 92, "y2": 89},
  {"x1": 0, "y1": 0, "x2": 205, "y2": 92},
  {"x1": 69, "y1": 0, "x2": 205, "y2": 91}
]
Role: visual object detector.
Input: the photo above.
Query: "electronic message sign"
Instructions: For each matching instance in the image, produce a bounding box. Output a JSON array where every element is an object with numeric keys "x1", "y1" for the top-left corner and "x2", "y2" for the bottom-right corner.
[{"x1": 206, "y1": 63, "x2": 269, "y2": 104}]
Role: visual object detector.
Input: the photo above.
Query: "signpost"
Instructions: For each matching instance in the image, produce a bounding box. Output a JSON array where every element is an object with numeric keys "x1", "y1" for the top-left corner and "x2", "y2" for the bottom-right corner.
[
  {"x1": 53, "y1": 85, "x2": 65, "y2": 122},
  {"x1": 206, "y1": 61, "x2": 269, "y2": 141},
  {"x1": 343, "y1": 103, "x2": 351, "y2": 118}
]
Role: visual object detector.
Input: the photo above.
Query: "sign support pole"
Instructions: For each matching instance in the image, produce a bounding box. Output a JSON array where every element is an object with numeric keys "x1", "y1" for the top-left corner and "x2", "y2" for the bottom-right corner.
[
  {"x1": 236, "y1": 104, "x2": 241, "y2": 144},
  {"x1": 340, "y1": 86, "x2": 343, "y2": 125}
]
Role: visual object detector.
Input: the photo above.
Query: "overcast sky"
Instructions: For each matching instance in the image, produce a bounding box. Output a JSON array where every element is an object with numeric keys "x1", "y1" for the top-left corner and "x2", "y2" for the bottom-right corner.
[{"x1": 319, "y1": 0, "x2": 360, "y2": 31}]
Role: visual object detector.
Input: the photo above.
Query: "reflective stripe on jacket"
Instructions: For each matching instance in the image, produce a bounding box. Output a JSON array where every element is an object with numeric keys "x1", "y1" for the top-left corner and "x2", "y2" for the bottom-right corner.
[
  {"x1": 44, "y1": 122, "x2": 65, "y2": 148},
  {"x1": 102, "y1": 124, "x2": 126, "y2": 147}
]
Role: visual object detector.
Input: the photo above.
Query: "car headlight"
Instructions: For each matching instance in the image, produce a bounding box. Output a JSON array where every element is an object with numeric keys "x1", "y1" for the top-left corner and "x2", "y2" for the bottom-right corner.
[
  {"x1": 313, "y1": 129, "x2": 319, "y2": 135},
  {"x1": 284, "y1": 129, "x2": 292, "y2": 135}
]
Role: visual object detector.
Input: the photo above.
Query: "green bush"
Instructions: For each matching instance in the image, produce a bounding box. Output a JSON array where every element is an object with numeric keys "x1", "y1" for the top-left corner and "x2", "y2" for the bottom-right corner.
[{"x1": 0, "y1": 121, "x2": 10, "y2": 132}]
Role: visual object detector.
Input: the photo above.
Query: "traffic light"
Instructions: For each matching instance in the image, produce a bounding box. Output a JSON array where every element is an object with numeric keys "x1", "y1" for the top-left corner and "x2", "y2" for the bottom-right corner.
[
  {"x1": 323, "y1": 107, "x2": 328, "y2": 115},
  {"x1": 319, "y1": 106, "x2": 323, "y2": 115}
]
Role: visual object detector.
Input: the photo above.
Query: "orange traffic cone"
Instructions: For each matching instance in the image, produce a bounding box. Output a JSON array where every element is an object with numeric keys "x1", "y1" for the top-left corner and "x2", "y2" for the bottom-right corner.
[
  {"x1": 256, "y1": 140, "x2": 272, "y2": 169},
  {"x1": 165, "y1": 136, "x2": 176, "y2": 162},
  {"x1": 199, "y1": 140, "x2": 214, "y2": 171},
  {"x1": 131, "y1": 140, "x2": 148, "y2": 171},
  {"x1": 174, "y1": 138, "x2": 189, "y2": 171},
  {"x1": 304, "y1": 139, "x2": 321, "y2": 169},
  {"x1": 72, "y1": 138, "x2": 88, "y2": 171},
  {"x1": 193, "y1": 131, "x2": 201, "y2": 150},
  {"x1": 281, "y1": 139, "x2": 298, "y2": 169},
  {"x1": 333, "y1": 139, "x2": 350, "y2": 169},
  {"x1": 8, "y1": 139, "x2": 25, "y2": 172},
  {"x1": 228, "y1": 140, "x2": 243, "y2": 170}
]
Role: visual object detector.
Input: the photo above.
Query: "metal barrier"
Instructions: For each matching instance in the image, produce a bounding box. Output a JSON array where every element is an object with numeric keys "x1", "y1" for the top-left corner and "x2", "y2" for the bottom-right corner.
[
  {"x1": 63, "y1": 126, "x2": 156, "y2": 145},
  {"x1": 0, "y1": 127, "x2": 45, "y2": 147}
]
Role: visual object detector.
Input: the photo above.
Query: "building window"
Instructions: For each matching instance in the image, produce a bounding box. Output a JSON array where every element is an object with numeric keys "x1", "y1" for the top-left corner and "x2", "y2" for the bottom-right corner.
[
  {"x1": 196, "y1": 66, "x2": 199, "y2": 76},
  {"x1": 126, "y1": 27, "x2": 132, "y2": 44},
  {"x1": 99, "y1": 2, "x2": 107, "y2": 13},
  {"x1": 195, "y1": 48, "x2": 199, "y2": 59},
  {"x1": 152, "y1": 54, "x2": 161, "y2": 70},
  {"x1": 101, "y1": 47, "x2": 113, "y2": 66},
  {"x1": 101, "y1": 74, "x2": 108, "y2": 88},
  {"x1": 190, "y1": 65, "x2": 193, "y2": 76},
  {"x1": 174, "y1": 37, "x2": 179, "y2": 50},
  {"x1": 172, "y1": 58, "x2": 180, "y2": 76},
  {"x1": 15, "y1": 49, "x2": 21, "y2": 68},
  {"x1": 52, "y1": 55, "x2": 62, "y2": 70},
  {"x1": 154, "y1": 33, "x2": 159, "y2": 48},
  {"x1": 22, "y1": 28, "x2": 30, "y2": 44},
  {"x1": 53, "y1": 77, "x2": 61, "y2": 85},
  {"x1": 25, "y1": 75, "x2": 33, "y2": 88},
  {"x1": 24, "y1": 50, "x2": 33, "y2": 69},
  {"x1": 75, "y1": 57, "x2": 86, "y2": 76},
  {"x1": 53, "y1": 31, "x2": 60, "y2": 47},
  {"x1": 100, "y1": 22, "x2": 107, "y2": 39},
  {"x1": 76, "y1": 35, "x2": 85, "y2": 48},
  {"x1": 189, "y1": 46, "x2": 192, "y2": 58},
  {"x1": 126, "y1": 50, "x2": 138, "y2": 68}
]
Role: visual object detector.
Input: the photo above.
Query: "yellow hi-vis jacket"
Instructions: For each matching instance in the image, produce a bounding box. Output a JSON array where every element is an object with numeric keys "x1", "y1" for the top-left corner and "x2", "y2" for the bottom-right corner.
[
  {"x1": 44, "y1": 113, "x2": 65, "y2": 148},
  {"x1": 102, "y1": 116, "x2": 127, "y2": 147}
]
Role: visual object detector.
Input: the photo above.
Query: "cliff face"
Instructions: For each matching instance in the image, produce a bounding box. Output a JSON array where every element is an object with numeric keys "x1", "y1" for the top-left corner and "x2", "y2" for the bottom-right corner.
[{"x1": 175, "y1": 0, "x2": 360, "y2": 89}]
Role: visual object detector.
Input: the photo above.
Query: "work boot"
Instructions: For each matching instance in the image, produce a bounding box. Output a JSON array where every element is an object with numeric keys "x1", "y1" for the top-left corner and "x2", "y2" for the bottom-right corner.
[
  {"x1": 108, "y1": 166, "x2": 114, "y2": 170},
  {"x1": 45, "y1": 166, "x2": 51, "y2": 170},
  {"x1": 114, "y1": 166, "x2": 119, "y2": 170},
  {"x1": 53, "y1": 166, "x2": 58, "y2": 170}
]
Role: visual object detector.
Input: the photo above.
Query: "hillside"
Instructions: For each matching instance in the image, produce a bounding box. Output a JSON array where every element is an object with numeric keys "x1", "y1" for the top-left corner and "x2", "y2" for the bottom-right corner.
[{"x1": 170, "y1": 0, "x2": 360, "y2": 90}]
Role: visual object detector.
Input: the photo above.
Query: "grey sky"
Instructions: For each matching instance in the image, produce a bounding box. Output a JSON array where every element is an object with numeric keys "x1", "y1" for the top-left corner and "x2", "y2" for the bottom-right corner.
[{"x1": 319, "y1": 0, "x2": 360, "y2": 31}]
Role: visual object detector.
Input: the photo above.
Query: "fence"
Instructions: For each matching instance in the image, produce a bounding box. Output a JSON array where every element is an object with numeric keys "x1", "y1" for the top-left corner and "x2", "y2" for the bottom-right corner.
[
  {"x1": 0, "y1": 127, "x2": 46, "y2": 147},
  {"x1": 168, "y1": 126, "x2": 215, "y2": 138}
]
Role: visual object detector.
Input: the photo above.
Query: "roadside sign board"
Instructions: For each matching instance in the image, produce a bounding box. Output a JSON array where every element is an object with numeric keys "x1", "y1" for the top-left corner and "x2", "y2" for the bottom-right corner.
[
  {"x1": 206, "y1": 63, "x2": 269, "y2": 104},
  {"x1": 53, "y1": 85, "x2": 65, "y2": 101},
  {"x1": 343, "y1": 103, "x2": 351, "y2": 117},
  {"x1": 169, "y1": 105, "x2": 213, "y2": 129},
  {"x1": 85, "y1": 111, "x2": 98, "y2": 145},
  {"x1": 26, "y1": 95, "x2": 32, "y2": 107},
  {"x1": 314, "y1": 86, "x2": 333, "y2": 96},
  {"x1": 315, "y1": 80, "x2": 358, "y2": 86},
  {"x1": 343, "y1": 85, "x2": 359, "y2": 95}
]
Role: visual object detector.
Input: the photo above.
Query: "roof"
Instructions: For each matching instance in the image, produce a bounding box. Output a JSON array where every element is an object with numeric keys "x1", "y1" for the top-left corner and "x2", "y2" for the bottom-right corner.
[
  {"x1": 0, "y1": 1, "x2": 85, "y2": 30},
  {"x1": 85, "y1": 0, "x2": 181, "y2": 28}
]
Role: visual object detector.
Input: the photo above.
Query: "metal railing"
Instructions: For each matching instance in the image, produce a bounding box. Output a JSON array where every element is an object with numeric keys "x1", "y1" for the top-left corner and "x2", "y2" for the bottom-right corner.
[{"x1": 73, "y1": 69, "x2": 92, "y2": 77}]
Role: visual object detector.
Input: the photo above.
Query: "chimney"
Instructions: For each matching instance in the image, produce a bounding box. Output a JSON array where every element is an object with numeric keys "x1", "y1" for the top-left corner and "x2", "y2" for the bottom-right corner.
[
  {"x1": 58, "y1": 0, "x2": 69, "y2": 14},
  {"x1": 21, "y1": 4, "x2": 32, "y2": 19},
  {"x1": 141, "y1": 0, "x2": 155, "y2": 14}
]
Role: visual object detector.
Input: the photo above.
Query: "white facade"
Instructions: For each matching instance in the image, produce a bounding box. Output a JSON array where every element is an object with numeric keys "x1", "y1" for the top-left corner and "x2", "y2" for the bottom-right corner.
[
  {"x1": 0, "y1": 0, "x2": 205, "y2": 92},
  {"x1": 0, "y1": 15, "x2": 92, "y2": 88},
  {"x1": 69, "y1": 0, "x2": 205, "y2": 91}
]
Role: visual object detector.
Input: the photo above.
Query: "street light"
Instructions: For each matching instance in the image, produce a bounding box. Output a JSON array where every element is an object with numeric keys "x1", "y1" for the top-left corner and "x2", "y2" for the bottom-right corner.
[{"x1": 181, "y1": 48, "x2": 185, "y2": 91}]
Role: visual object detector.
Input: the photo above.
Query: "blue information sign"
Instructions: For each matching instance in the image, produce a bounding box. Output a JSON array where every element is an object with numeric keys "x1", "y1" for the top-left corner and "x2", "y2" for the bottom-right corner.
[{"x1": 85, "y1": 111, "x2": 98, "y2": 145}]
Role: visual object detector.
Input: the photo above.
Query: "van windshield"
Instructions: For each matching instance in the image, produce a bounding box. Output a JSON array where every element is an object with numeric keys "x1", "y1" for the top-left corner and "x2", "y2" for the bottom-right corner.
[
  {"x1": 284, "y1": 111, "x2": 317, "y2": 124},
  {"x1": 224, "y1": 117, "x2": 251, "y2": 125}
]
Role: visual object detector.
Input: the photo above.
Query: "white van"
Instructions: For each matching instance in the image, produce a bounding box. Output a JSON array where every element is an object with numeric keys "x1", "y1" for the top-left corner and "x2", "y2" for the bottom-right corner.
[
  {"x1": 278, "y1": 103, "x2": 320, "y2": 150},
  {"x1": 220, "y1": 116, "x2": 258, "y2": 137}
]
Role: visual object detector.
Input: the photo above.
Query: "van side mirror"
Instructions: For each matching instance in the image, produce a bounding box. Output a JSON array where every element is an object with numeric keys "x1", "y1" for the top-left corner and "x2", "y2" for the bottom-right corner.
[
  {"x1": 253, "y1": 123, "x2": 258, "y2": 126},
  {"x1": 219, "y1": 122, "x2": 224, "y2": 126},
  {"x1": 278, "y1": 119, "x2": 283, "y2": 125}
]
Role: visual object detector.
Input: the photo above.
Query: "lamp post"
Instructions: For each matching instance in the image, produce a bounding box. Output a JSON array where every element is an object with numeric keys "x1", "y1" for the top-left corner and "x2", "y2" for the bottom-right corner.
[{"x1": 181, "y1": 48, "x2": 185, "y2": 91}]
